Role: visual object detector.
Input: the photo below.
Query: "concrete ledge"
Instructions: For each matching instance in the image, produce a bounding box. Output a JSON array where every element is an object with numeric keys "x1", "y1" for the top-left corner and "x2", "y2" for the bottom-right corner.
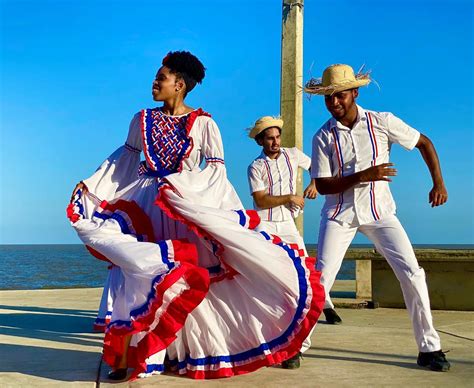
[{"x1": 308, "y1": 248, "x2": 474, "y2": 311}]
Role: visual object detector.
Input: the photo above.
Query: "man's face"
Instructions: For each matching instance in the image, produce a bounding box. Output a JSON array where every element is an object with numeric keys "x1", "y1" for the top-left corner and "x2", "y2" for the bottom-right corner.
[
  {"x1": 324, "y1": 89, "x2": 358, "y2": 120},
  {"x1": 259, "y1": 127, "x2": 281, "y2": 155}
]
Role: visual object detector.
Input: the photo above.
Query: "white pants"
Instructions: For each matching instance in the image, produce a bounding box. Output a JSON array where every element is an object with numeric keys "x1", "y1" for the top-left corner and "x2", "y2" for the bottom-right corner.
[
  {"x1": 317, "y1": 214, "x2": 441, "y2": 352},
  {"x1": 257, "y1": 219, "x2": 312, "y2": 353}
]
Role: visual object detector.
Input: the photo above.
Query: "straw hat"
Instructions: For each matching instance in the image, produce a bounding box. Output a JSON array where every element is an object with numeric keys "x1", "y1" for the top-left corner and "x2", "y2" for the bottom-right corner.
[
  {"x1": 304, "y1": 64, "x2": 371, "y2": 95},
  {"x1": 248, "y1": 116, "x2": 283, "y2": 139}
]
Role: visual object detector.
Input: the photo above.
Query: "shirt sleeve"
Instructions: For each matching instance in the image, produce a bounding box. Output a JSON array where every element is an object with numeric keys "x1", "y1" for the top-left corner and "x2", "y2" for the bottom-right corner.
[
  {"x1": 311, "y1": 131, "x2": 333, "y2": 178},
  {"x1": 294, "y1": 147, "x2": 312, "y2": 170},
  {"x1": 384, "y1": 112, "x2": 420, "y2": 150},
  {"x1": 247, "y1": 163, "x2": 266, "y2": 194}
]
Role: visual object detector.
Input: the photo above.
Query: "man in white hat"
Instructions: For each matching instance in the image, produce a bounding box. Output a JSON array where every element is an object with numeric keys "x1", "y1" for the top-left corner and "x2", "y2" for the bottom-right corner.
[
  {"x1": 306, "y1": 64, "x2": 450, "y2": 371},
  {"x1": 247, "y1": 115, "x2": 317, "y2": 369}
]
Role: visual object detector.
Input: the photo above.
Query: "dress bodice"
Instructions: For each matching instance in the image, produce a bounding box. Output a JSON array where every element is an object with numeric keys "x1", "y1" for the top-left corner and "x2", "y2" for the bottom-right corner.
[{"x1": 141, "y1": 108, "x2": 195, "y2": 177}]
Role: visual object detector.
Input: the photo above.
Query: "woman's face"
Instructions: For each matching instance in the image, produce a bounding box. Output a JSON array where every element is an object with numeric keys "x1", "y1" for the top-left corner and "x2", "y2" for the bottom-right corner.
[{"x1": 152, "y1": 66, "x2": 181, "y2": 101}]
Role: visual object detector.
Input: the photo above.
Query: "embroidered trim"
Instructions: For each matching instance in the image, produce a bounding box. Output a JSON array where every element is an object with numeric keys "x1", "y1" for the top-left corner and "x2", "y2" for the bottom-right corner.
[{"x1": 125, "y1": 142, "x2": 141, "y2": 153}]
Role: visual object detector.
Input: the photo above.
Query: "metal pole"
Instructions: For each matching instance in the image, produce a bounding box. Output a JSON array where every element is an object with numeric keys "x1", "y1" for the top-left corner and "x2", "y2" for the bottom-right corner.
[{"x1": 280, "y1": 0, "x2": 304, "y2": 233}]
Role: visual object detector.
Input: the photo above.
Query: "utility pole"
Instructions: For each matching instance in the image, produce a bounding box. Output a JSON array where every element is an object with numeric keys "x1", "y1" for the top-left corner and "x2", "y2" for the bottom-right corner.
[{"x1": 280, "y1": 0, "x2": 304, "y2": 232}]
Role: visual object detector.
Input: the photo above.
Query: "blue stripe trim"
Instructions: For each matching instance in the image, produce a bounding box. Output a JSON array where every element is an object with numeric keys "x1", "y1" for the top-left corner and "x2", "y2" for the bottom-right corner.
[
  {"x1": 110, "y1": 213, "x2": 132, "y2": 235},
  {"x1": 365, "y1": 113, "x2": 379, "y2": 221},
  {"x1": 93, "y1": 210, "x2": 145, "y2": 241},
  {"x1": 166, "y1": 238, "x2": 309, "y2": 367},
  {"x1": 73, "y1": 189, "x2": 85, "y2": 217},
  {"x1": 263, "y1": 160, "x2": 273, "y2": 220},
  {"x1": 330, "y1": 128, "x2": 344, "y2": 219},
  {"x1": 365, "y1": 113, "x2": 377, "y2": 160},
  {"x1": 127, "y1": 268, "x2": 169, "y2": 319},
  {"x1": 332, "y1": 128, "x2": 345, "y2": 176},
  {"x1": 145, "y1": 363, "x2": 165, "y2": 373},
  {"x1": 234, "y1": 210, "x2": 246, "y2": 226},
  {"x1": 369, "y1": 182, "x2": 378, "y2": 220},
  {"x1": 157, "y1": 241, "x2": 174, "y2": 270}
]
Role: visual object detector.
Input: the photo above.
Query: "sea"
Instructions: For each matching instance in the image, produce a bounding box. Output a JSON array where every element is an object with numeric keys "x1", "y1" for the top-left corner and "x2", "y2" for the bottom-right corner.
[{"x1": 0, "y1": 244, "x2": 472, "y2": 290}]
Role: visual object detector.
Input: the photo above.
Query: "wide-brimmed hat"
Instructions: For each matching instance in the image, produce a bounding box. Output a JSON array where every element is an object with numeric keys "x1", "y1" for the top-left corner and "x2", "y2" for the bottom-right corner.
[
  {"x1": 304, "y1": 64, "x2": 371, "y2": 95},
  {"x1": 248, "y1": 116, "x2": 283, "y2": 139}
]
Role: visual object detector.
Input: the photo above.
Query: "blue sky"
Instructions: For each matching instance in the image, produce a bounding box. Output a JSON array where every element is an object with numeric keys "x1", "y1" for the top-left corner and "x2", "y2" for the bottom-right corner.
[{"x1": 0, "y1": 0, "x2": 472, "y2": 244}]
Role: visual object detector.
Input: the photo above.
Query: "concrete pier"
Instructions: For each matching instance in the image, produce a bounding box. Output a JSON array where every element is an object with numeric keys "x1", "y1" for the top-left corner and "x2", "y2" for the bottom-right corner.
[{"x1": 0, "y1": 287, "x2": 473, "y2": 387}]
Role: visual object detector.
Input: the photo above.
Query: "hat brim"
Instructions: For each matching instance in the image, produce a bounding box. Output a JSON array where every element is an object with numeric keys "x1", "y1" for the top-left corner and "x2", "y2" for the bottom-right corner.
[
  {"x1": 249, "y1": 119, "x2": 283, "y2": 139},
  {"x1": 304, "y1": 78, "x2": 370, "y2": 96}
]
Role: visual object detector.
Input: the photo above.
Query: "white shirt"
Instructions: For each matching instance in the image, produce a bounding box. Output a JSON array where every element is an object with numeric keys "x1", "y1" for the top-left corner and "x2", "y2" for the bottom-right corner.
[
  {"x1": 248, "y1": 147, "x2": 311, "y2": 221},
  {"x1": 311, "y1": 105, "x2": 420, "y2": 225}
]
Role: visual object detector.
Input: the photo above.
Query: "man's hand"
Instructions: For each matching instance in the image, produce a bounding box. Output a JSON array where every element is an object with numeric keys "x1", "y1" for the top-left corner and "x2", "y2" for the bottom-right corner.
[
  {"x1": 303, "y1": 181, "x2": 318, "y2": 199},
  {"x1": 70, "y1": 181, "x2": 88, "y2": 203},
  {"x1": 360, "y1": 163, "x2": 397, "y2": 182},
  {"x1": 429, "y1": 183, "x2": 448, "y2": 207},
  {"x1": 289, "y1": 195, "x2": 305, "y2": 209}
]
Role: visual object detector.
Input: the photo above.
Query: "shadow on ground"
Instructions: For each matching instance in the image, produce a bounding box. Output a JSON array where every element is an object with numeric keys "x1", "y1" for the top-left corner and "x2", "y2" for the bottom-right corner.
[
  {"x1": 0, "y1": 305, "x2": 101, "y2": 347},
  {"x1": 0, "y1": 344, "x2": 100, "y2": 382}
]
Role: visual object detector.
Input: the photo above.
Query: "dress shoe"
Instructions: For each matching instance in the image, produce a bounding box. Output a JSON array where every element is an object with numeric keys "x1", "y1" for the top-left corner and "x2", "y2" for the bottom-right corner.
[
  {"x1": 417, "y1": 350, "x2": 450, "y2": 372},
  {"x1": 107, "y1": 368, "x2": 128, "y2": 380},
  {"x1": 282, "y1": 352, "x2": 302, "y2": 369},
  {"x1": 323, "y1": 308, "x2": 342, "y2": 324}
]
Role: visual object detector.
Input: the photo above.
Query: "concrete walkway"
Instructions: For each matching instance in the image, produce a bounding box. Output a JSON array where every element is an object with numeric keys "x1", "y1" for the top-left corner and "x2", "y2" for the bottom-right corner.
[{"x1": 0, "y1": 288, "x2": 473, "y2": 387}]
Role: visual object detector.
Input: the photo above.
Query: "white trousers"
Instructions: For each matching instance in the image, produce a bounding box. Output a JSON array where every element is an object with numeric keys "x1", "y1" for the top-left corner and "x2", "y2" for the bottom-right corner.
[
  {"x1": 257, "y1": 219, "x2": 311, "y2": 353},
  {"x1": 317, "y1": 214, "x2": 441, "y2": 352}
]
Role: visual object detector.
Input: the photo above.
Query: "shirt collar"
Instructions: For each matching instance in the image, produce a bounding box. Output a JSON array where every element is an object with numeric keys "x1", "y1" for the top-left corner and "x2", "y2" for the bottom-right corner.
[
  {"x1": 259, "y1": 149, "x2": 282, "y2": 162},
  {"x1": 329, "y1": 104, "x2": 367, "y2": 131}
]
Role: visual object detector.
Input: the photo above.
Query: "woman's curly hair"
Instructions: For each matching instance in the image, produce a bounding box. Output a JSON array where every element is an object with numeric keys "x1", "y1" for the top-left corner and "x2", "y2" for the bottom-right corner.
[{"x1": 162, "y1": 51, "x2": 206, "y2": 94}]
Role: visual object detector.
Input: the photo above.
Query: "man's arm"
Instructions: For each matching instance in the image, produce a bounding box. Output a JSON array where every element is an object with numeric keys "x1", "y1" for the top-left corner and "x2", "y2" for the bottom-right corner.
[
  {"x1": 252, "y1": 190, "x2": 305, "y2": 210},
  {"x1": 315, "y1": 163, "x2": 397, "y2": 195},
  {"x1": 415, "y1": 134, "x2": 448, "y2": 207}
]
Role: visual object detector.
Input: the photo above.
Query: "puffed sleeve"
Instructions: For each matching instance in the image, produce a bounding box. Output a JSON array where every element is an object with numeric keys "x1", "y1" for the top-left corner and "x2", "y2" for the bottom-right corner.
[
  {"x1": 163, "y1": 117, "x2": 243, "y2": 210},
  {"x1": 70, "y1": 113, "x2": 142, "y2": 222}
]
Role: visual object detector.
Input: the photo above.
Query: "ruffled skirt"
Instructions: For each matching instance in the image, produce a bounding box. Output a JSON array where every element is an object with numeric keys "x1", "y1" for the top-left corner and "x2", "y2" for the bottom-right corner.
[{"x1": 68, "y1": 176, "x2": 325, "y2": 379}]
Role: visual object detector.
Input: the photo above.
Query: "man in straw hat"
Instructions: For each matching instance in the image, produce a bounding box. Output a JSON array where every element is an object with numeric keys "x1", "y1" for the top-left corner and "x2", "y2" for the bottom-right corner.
[
  {"x1": 305, "y1": 64, "x2": 450, "y2": 371},
  {"x1": 247, "y1": 115, "x2": 318, "y2": 369}
]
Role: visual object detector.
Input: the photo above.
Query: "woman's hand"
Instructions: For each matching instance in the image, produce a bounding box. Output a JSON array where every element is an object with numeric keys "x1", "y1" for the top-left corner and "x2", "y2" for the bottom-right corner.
[{"x1": 70, "y1": 181, "x2": 88, "y2": 203}]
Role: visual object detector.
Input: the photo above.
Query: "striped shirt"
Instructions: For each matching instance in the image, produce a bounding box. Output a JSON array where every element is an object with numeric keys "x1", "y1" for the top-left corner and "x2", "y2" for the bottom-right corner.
[
  {"x1": 248, "y1": 147, "x2": 311, "y2": 221},
  {"x1": 311, "y1": 105, "x2": 420, "y2": 225}
]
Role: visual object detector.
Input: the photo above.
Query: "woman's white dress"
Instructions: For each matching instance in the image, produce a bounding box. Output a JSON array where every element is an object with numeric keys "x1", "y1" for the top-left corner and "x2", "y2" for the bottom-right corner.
[{"x1": 67, "y1": 108, "x2": 325, "y2": 379}]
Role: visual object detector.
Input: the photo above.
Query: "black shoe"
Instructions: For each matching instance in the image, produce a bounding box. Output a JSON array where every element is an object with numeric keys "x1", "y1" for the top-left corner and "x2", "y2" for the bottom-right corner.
[
  {"x1": 417, "y1": 350, "x2": 450, "y2": 372},
  {"x1": 323, "y1": 308, "x2": 342, "y2": 324},
  {"x1": 282, "y1": 352, "x2": 302, "y2": 369},
  {"x1": 107, "y1": 368, "x2": 128, "y2": 380}
]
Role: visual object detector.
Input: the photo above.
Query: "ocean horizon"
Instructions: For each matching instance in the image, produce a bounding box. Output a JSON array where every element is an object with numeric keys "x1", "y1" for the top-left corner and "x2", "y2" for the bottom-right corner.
[{"x1": 1, "y1": 244, "x2": 472, "y2": 291}]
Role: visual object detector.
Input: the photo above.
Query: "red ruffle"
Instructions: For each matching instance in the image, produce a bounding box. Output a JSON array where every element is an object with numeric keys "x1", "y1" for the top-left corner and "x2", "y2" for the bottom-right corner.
[{"x1": 102, "y1": 240, "x2": 210, "y2": 379}]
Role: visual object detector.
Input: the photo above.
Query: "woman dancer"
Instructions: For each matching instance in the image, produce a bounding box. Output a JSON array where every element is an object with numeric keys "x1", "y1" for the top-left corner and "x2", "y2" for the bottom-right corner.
[{"x1": 68, "y1": 50, "x2": 324, "y2": 381}]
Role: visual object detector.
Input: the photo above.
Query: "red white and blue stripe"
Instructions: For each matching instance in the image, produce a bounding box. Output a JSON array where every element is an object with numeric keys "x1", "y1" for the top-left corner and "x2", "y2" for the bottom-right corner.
[
  {"x1": 282, "y1": 149, "x2": 295, "y2": 217},
  {"x1": 330, "y1": 128, "x2": 344, "y2": 220},
  {"x1": 365, "y1": 112, "x2": 380, "y2": 221},
  {"x1": 205, "y1": 157, "x2": 225, "y2": 165},
  {"x1": 262, "y1": 160, "x2": 273, "y2": 220}
]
